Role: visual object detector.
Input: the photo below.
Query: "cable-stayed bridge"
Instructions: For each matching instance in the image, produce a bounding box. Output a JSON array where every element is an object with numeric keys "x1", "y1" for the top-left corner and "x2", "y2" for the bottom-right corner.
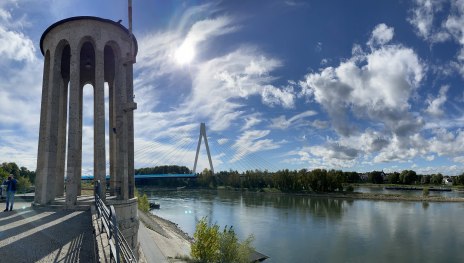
[
  {"x1": 82, "y1": 122, "x2": 279, "y2": 181},
  {"x1": 81, "y1": 123, "x2": 279, "y2": 180}
]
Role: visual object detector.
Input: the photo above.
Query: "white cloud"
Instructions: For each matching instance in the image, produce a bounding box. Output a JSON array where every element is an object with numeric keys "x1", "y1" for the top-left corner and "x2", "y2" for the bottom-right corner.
[
  {"x1": 230, "y1": 130, "x2": 280, "y2": 163},
  {"x1": 0, "y1": 4, "x2": 42, "y2": 170},
  {"x1": 242, "y1": 113, "x2": 262, "y2": 131},
  {"x1": 426, "y1": 85, "x2": 449, "y2": 116},
  {"x1": 261, "y1": 85, "x2": 295, "y2": 108},
  {"x1": 270, "y1": 110, "x2": 317, "y2": 129},
  {"x1": 367, "y1": 23, "x2": 394, "y2": 48},
  {"x1": 408, "y1": 0, "x2": 450, "y2": 42},
  {"x1": 295, "y1": 24, "x2": 429, "y2": 167},
  {"x1": 409, "y1": 0, "x2": 464, "y2": 77},
  {"x1": 429, "y1": 128, "x2": 464, "y2": 156},
  {"x1": 0, "y1": 24, "x2": 35, "y2": 62},
  {"x1": 287, "y1": 145, "x2": 358, "y2": 169},
  {"x1": 135, "y1": 7, "x2": 291, "y2": 134},
  {"x1": 373, "y1": 133, "x2": 428, "y2": 163},
  {"x1": 302, "y1": 38, "x2": 424, "y2": 136},
  {"x1": 183, "y1": 47, "x2": 285, "y2": 131},
  {"x1": 217, "y1": 138, "x2": 229, "y2": 145}
]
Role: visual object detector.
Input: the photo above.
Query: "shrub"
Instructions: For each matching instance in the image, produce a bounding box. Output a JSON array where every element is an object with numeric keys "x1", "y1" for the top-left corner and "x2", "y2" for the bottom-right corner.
[
  {"x1": 191, "y1": 218, "x2": 220, "y2": 263},
  {"x1": 219, "y1": 226, "x2": 239, "y2": 262},
  {"x1": 135, "y1": 188, "x2": 150, "y2": 213},
  {"x1": 191, "y1": 217, "x2": 255, "y2": 263},
  {"x1": 423, "y1": 187, "x2": 429, "y2": 197},
  {"x1": 16, "y1": 176, "x2": 31, "y2": 193},
  {"x1": 346, "y1": 185, "x2": 354, "y2": 192}
]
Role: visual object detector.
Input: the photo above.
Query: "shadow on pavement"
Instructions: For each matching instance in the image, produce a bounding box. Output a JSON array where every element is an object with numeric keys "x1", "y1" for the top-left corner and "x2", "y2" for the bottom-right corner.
[{"x1": 0, "y1": 207, "x2": 95, "y2": 262}]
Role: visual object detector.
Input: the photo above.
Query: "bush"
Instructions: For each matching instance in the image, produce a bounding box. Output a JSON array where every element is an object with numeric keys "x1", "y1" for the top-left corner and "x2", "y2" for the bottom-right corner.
[
  {"x1": 16, "y1": 176, "x2": 31, "y2": 193},
  {"x1": 191, "y1": 217, "x2": 254, "y2": 263},
  {"x1": 135, "y1": 188, "x2": 150, "y2": 213},
  {"x1": 423, "y1": 187, "x2": 429, "y2": 197},
  {"x1": 346, "y1": 185, "x2": 354, "y2": 192},
  {"x1": 219, "y1": 226, "x2": 239, "y2": 262},
  {"x1": 191, "y1": 218, "x2": 220, "y2": 263}
]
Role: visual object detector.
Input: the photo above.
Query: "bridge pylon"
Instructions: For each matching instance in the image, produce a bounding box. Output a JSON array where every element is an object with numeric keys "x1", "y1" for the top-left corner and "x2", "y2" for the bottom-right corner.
[{"x1": 193, "y1": 123, "x2": 214, "y2": 174}]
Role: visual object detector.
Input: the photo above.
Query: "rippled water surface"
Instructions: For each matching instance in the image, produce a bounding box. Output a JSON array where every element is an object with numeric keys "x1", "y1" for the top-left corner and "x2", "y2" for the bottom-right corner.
[{"x1": 144, "y1": 189, "x2": 464, "y2": 262}]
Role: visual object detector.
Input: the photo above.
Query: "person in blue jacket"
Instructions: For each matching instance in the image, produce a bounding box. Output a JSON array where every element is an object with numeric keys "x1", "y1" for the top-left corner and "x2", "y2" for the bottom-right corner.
[{"x1": 3, "y1": 175, "x2": 17, "y2": 211}]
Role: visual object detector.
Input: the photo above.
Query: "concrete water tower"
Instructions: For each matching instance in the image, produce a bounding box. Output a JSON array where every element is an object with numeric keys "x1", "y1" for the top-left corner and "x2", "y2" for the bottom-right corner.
[{"x1": 35, "y1": 16, "x2": 138, "y2": 248}]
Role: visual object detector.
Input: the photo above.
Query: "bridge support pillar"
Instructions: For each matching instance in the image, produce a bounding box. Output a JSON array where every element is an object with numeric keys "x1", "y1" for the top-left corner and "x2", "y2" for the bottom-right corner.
[{"x1": 107, "y1": 198, "x2": 139, "y2": 253}]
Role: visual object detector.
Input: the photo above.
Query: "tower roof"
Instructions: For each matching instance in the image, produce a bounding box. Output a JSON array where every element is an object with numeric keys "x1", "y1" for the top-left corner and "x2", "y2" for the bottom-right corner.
[{"x1": 40, "y1": 16, "x2": 138, "y2": 56}]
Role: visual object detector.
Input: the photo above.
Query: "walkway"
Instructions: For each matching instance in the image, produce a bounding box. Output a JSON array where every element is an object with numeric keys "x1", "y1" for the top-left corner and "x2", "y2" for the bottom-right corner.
[{"x1": 0, "y1": 201, "x2": 95, "y2": 262}]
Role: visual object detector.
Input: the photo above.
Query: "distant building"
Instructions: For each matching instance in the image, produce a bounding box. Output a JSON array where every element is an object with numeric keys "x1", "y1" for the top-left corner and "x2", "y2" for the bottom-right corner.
[{"x1": 443, "y1": 177, "x2": 453, "y2": 185}]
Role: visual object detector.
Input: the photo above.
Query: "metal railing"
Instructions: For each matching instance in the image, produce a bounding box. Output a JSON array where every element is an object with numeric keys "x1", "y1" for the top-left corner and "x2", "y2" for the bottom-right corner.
[{"x1": 94, "y1": 181, "x2": 137, "y2": 263}]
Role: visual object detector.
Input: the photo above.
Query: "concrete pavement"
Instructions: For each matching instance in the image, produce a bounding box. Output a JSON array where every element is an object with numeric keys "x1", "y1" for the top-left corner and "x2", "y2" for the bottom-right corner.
[
  {"x1": 0, "y1": 201, "x2": 95, "y2": 262},
  {"x1": 138, "y1": 210, "x2": 191, "y2": 263},
  {"x1": 138, "y1": 223, "x2": 169, "y2": 263}
]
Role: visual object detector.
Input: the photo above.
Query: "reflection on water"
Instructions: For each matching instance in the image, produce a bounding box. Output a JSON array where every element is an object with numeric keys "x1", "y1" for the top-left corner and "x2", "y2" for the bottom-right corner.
[
  {"x1": 145, "y1": 189, "x2": 464, "y2": 263},
  {"x1": 356, "y1": 186, "x2": 464, "y2": 198}
]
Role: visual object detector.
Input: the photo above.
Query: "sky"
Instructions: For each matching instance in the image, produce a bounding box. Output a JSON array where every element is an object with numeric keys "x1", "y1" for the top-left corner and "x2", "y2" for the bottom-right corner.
[{"x1": 1, "y1": 0, "x2": 464, "y2": 175}]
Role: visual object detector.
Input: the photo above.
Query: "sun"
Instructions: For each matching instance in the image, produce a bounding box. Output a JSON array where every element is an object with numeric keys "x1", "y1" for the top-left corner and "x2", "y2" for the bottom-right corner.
[{"x1": 174, "y1": 42, "x2": 195, "y2": 65}]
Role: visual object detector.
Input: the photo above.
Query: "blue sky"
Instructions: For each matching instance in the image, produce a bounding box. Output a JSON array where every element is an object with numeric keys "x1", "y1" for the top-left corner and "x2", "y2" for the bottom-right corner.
[{"x1": 1, "y1": 0, "x2": 464, "y2": 175}]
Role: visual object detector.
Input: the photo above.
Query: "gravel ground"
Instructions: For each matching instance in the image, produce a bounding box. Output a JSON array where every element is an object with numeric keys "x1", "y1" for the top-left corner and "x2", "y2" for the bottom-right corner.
[{"x1": 0, "y1": 202, "x2": 95, "y2": 263}]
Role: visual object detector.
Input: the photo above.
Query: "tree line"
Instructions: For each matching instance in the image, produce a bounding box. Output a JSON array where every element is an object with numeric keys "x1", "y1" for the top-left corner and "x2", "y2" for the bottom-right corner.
[
  {"x1": 135, "y1": 165, "x2": 464, "y2": 192},
  {"x1": 0, "y1": 162, "x2": 35, "y2": 193}
]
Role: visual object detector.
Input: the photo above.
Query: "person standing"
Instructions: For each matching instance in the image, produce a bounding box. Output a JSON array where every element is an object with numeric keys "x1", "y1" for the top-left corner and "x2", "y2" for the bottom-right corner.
[{"x1": 3, "y1": 175, "x2": 17, "y2": 211}]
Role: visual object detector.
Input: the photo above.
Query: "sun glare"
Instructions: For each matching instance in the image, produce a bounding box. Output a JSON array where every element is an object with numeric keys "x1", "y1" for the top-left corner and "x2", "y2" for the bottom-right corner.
[{"x1": 174, "y1": 42, "x2": 195, "y2": 65}]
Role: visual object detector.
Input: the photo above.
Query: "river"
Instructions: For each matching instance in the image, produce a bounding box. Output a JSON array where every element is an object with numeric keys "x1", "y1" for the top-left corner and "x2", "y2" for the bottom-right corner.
[{"x1": 143, "y1": 188, "x2": 464, "y2": 262}]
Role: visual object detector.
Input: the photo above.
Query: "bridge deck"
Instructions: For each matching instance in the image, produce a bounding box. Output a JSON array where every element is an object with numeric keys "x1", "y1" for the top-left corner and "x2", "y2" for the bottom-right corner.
[{"x1": 81, "y1": 173, "x2": 198, "y2": 180}]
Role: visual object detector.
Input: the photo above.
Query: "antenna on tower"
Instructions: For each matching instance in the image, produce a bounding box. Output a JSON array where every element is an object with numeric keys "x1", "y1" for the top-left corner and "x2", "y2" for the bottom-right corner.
[
  {"x1": 193, "y1": 123, "x2": 214, "y2": 174},
  {"x1": 128, "y1": 0, "x2": 136, "y2": 63}
]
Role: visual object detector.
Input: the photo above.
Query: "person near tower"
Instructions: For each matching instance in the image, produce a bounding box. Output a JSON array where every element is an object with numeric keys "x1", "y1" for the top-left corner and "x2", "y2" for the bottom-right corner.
[{"x1": 3, "y1": 174, "x2": 17, "y2": 211}]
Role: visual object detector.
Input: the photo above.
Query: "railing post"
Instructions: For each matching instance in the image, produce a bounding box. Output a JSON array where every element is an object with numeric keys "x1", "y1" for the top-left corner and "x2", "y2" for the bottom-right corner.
[
  {"x1": 110, "y1": 205, "x2": 120, "y2": 263},
  {"x1": 95, "y1": 180, "x2": 101, "y2": 218}
]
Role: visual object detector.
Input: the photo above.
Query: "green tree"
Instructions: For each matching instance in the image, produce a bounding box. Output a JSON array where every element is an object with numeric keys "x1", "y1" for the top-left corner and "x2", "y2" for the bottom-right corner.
[
  {"x1": 191, "y1": 217, "x2": 220, "y2": 263},
  {"x1": 400, "y1": 170, "x2": 417, "y2": 185},
  {"x1": 16, "y1": 176, "x2": 31, "y2": 193},
  {"x1": 431, "y1": 173, "x2": 443, "y2": 185},
  {"x1": 219, "y1": 226, "x2": 239, "y2": 263},
  {"x1": 423, "y1": 187, "x2": 429, "y2": 197},
  {"x1": 420, "y1": 174, "x2": 431, "y2": 184},
  {"x1": 369, "y1": 171, "x2": 384, "y2": 184},
  {"x1": 345, "y1": 172, "x2": 361, "y2": 183},
  {"x1": 2, "y1": 162, "x2": 20, "y2": 177},
  {"x1": 191, "y1": 218, "x2": 255, "y2": 263},
  {"x1": 135, "y1": 189, "x2": 150, "y2": 212},
  {"x1": 458, "y1": 173, "x2": 464, "y2": 185},
  {"x1": 0, "y1": 167, "x2": 9, "y2": 182},
  {"x1": 387, "y1": 172, "x2": 400, "y2": 184},
  {"x1": 236, "y1": 234, "x2": 255, "y2": 263}
]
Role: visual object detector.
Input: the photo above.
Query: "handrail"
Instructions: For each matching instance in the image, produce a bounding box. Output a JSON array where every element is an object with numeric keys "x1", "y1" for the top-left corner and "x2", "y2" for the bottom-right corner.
[{"x1": 95, "y1": 180, "x2": 137, "y2": 263}]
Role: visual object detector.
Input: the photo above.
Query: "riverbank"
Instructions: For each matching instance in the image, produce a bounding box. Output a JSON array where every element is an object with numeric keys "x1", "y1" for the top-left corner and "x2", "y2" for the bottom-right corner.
[
  {"x1": 138, "y1": 209, "x2": 192, "y2": 262},
  {"x1": 213, "y1": 186, "x2": 464, "y2": 202},
  {"x1": 307, "y1": 191, "x2": 464, "y2": 202}
]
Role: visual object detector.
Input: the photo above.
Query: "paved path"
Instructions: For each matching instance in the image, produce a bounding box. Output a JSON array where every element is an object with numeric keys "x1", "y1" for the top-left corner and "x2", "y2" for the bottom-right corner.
[
  {"x1": 0, "y1": 201, "x2": 95, "y2": 262},
  {"x1": 138, "y1": 223, "x2": 169, "y2": 263}
]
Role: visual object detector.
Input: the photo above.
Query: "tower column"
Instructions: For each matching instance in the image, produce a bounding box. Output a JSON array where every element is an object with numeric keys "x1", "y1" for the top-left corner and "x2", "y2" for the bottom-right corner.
[
  {"x1": 35, "y1": 51, "x2": 51, "y2": 205},
  {"x1": 115, "y1": 60, "x2": 128, "y2": 200},
  {"x1": 126, "y1": 62, "x2": 136, "y2": 198},
  {"x1": 66, "y1": 45, "x2": 80, "y2": 206},
  {"x1": 55, "y1": 78, "x2": 68, "y2": 197},
  {"x1": 109, "y1": 82, "x2": 116, "y2": 196},
  {"x1": 94, "y1": 47, "x2": 106, "y2": 199}
]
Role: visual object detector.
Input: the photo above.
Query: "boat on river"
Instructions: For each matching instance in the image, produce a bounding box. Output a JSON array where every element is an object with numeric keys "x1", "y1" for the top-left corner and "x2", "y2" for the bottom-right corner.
[{"x1": 149, "y1": 202, "x2": 160, "y2": 209}]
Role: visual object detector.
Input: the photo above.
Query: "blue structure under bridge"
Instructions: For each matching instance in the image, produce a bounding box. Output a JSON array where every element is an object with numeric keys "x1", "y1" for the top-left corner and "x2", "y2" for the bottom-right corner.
[{"x1": 81, "y1": 173, "x2": 198, "y2": 181}]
